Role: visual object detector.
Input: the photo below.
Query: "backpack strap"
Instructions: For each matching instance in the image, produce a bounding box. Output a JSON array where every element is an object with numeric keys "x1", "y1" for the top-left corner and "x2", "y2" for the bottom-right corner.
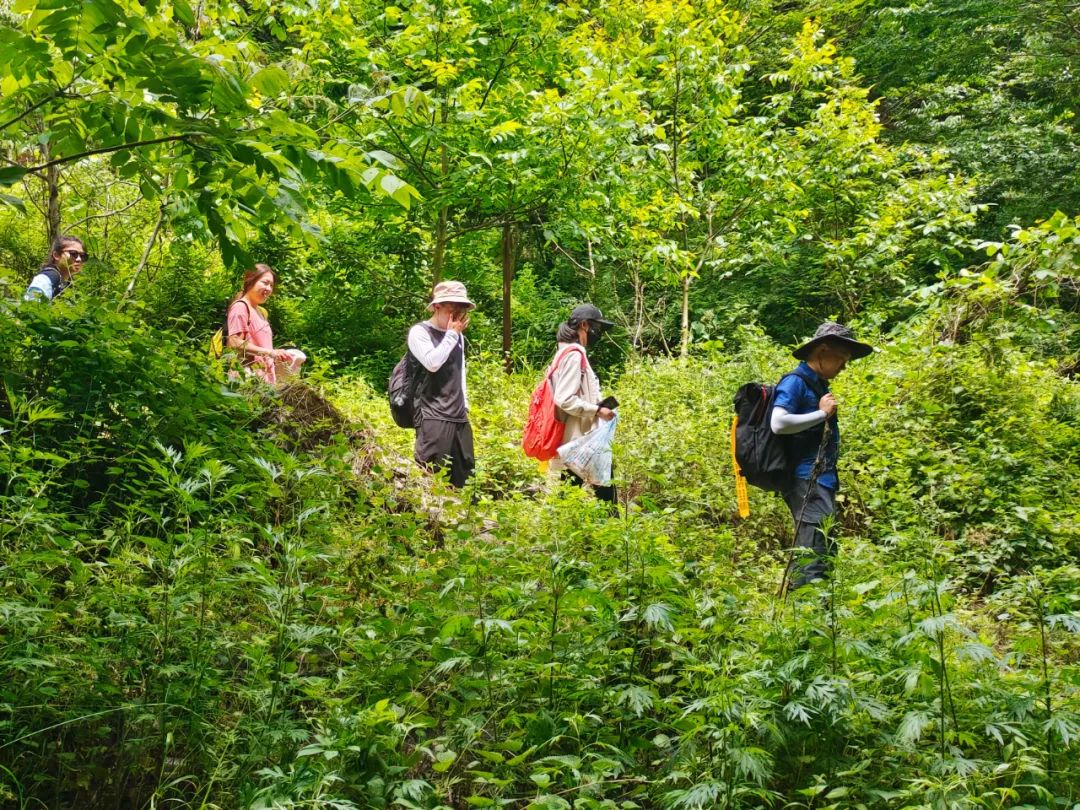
[
  {"x1": 547, "y1": 345, "x2": 587, "y2": 382},
  {"x1": 39, "y1": 267, "x2": 67, "y2": 298},
  {"x1": 227, "y1": 300, "x2": 272, "y2": 336},
  {"x1": 226, "y1": 299, "x2": 253, "y2": 339},
  {"x1": 782, "y1": 368, "x2": 828, "y2": 401},
  {"x1": 777, "y1": 369, "x2": 825, "y2": 403}
]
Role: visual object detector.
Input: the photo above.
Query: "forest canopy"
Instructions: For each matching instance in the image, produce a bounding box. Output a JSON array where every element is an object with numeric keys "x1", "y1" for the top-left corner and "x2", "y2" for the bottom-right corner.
[{"x1": 5, "y1": 0, "x2": 1075, "y2": 366}]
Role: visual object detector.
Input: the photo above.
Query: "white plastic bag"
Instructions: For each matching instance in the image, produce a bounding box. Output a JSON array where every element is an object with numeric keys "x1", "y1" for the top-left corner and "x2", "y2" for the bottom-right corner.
[
  {"x1": 557, "y1": 415, "x2": 617, "y2": 486},
  {"x1": 275, "y1": 348, "x2": 307, "y2": 381}
]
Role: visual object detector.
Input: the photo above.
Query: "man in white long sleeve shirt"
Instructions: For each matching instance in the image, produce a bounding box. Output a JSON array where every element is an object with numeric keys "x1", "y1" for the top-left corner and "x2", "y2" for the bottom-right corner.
[
  {"x1": 408, "y1": 281, "x2": 475, "y2": 488},
  {"x1": 771, "y1": 322, "x2": 873, "y2": 589}
]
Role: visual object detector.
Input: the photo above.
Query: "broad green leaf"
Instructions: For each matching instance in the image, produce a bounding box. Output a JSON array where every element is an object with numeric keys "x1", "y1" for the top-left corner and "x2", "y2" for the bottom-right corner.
[
  {"x1": 172, "y1": 0, "x2": 195, "y2": 27},
  {"x1": 432, "y1": 751, "x2": 456, "y2": 773},
  {"x1": 0, "y1": 166, "x2": 29, "y2": 186},
  {"x1": 251, "y1": 66, "x2": 291, "y2": 98}
]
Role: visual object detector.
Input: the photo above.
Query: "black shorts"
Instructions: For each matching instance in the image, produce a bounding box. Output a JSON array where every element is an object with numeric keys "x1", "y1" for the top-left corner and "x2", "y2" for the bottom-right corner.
[{"x1": 414, "y1": 419, "x2": 475, "y2": 488}]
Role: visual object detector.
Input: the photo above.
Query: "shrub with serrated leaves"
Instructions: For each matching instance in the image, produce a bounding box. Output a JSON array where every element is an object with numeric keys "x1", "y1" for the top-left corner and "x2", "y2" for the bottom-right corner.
[{"x1": 2, "y1": 294, "x2": 1079, "y2": 808}]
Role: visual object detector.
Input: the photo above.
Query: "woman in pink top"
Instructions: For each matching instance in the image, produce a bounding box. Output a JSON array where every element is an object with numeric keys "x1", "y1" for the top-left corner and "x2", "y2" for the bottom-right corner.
[{"x1": 227, "y1": 264, "x2": 299, "y2": 384}]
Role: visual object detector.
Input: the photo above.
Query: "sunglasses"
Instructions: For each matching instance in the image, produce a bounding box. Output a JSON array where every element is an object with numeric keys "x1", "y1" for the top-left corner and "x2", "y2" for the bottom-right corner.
[{"x1": 63, "y1": 249, "x2": 89, "y2": 261}]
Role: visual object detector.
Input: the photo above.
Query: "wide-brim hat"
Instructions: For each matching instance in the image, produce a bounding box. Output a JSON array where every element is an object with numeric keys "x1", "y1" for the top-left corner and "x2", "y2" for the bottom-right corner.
[
  {"x1": 569, "y1": 303, "x2": 614, "y2": 327},
  {"x1": 792, "y1": 322, "x2": 874, "y2": 360},
  {"x1": 427, "y1": 280, "x2": 475, "y2": 311}
]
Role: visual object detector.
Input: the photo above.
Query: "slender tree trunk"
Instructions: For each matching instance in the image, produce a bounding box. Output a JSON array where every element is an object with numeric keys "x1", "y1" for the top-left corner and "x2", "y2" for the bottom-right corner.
[
  {"x1": 586, "y1": 238, "x2": 596, "y2": 299},
  {"x1": 631, "y1": 267, "x2": 645, "y2": 350},
  {"x1": 672, "y1": 53, "x2": 690, "y2": 360},
  {"x1": 501, "y1": 220, "x2": 514, "y2": 374},
  {"x1": 680, "y1": 275, "x2": 690, "y2": 359},
  {"x1": 45, "y1": 147, "x2": 61, "y2": 244},
  {"x1": 121, "y1": 206, "x2": 165, "y2": 304},
  {"x1": 432, "y1": 199, "x2": 448, "y2": 285},
  {"x1": 431, "y1": 93, "x2": 450, "y2": 285}
]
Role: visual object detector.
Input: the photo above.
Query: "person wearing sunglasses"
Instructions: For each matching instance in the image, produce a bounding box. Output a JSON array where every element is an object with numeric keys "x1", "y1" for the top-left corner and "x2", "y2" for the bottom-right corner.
[{"x1": 24, "y1": 235, "x2": 88, "y2": 302}]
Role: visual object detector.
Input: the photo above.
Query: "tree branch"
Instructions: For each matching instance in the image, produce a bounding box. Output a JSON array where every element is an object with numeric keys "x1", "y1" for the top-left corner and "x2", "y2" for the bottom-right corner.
[
  {"x1": 479, "y1": 32, "x2": 522, "y2": 110},
  {"x1": 25, "y1": 135, "x2": 191, "y2": 174},
  {"x1": 383, "y1": 118, "x2": 440, "y2": 189},
  {"x1": 0, "y1": 88, "x2": 64, "y2": 134},
  {"x1": 63, "y1": 195, "x2": 144, "y2": 230},
  {"x1": 121, "y1": 206, "x2": 166, "y2": 303},
  {"x1": 446, "y1": 201, "x2": 547, "y2": 241},
  {"x1": 548, "y1": 238, "x2": 592, "y2": 274}
]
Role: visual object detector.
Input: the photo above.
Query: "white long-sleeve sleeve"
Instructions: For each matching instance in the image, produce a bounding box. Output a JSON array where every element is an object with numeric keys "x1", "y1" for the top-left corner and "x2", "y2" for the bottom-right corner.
[
  {"x1": 407, "y1": 324, "x2": 468, "y2": 410},
  {"x1": 771, "y1": 406, "x2": 827, "y2": 435},
  {"x1": 24, "y1": 273, "x2": 56, "y2": 301},
  {"x1": 408, "y1": 324, "x2": 459, "y2": 371}
]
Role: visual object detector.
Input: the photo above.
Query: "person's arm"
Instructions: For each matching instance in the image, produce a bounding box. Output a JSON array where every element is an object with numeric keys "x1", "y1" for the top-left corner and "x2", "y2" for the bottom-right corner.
[
  {"x1": 771, "y1": 406, "x2": 827, "y2": 435},
  {"x1": 226, "y1": 332, "x2": 274, "y2": 354},
  {"x1": 227, "y1": 338, "x2": 288, "y2": 360},
  {"x1": 226, "y1": 303, "x2": 286, "y2": 359},
  {"x1": 24, "y1": 273, "x2": 55, "y2": 302},
  {"x1": 461, "y1": 337, "x2": 469, "y2": 411},
  {"x1": 551, "y1": 348, "x2": 597, "y2": 419},
  {"x1": 408, "y1": 324, "x2": 459, "y2": 372},
  {"x1": 771, "y1": 374, "x2": 836, "y2": 434},
  {"x1": 227, "y1": 302, "x2": 259, "y2": 355}
]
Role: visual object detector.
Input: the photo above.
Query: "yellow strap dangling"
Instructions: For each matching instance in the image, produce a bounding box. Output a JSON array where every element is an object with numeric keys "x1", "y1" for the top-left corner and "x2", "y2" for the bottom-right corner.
[{"x1": 730, "y1": 415, "x2": 750, "y2": 519}]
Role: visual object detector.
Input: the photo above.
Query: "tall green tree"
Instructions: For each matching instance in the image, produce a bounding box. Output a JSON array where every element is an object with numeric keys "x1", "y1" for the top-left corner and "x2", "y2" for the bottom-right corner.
[
  {"x1": 0, "y1": 0, "x2": 415, "y2": 266},
  {"x1": 762, "y1": 0, "x2": 1080, "y2": 235}
]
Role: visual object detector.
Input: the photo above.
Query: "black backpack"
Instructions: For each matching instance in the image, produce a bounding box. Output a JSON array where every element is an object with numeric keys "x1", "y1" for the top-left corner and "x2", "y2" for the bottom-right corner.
[
  {"x1": 388, "y1": 325, "x2": 437, "y2": 429},
  {"x1": 388, "y1": 352, "x2": 422, "y2": 429},
  {"x1": 732, "y1": 370, "x2": 825, "y2": 492}
]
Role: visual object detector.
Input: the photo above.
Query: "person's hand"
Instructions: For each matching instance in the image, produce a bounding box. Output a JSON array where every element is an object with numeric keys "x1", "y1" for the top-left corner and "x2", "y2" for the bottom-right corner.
[
  {"x1": 448, "y1": 310, "x2": 470, "y2": 333},
  {"x1": 272, "y1": 349, "x2": 292, "y2": 362},
  {"x1": 597, "y1": 407, "x2": 616, "y2": 421},
  {"x1": 819, "y1": 393, "x2": 837, "y2": 418}
]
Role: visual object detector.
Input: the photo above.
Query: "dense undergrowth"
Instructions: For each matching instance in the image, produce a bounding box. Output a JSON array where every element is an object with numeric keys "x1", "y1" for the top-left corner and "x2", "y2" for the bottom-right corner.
[{"x1": 2, "y1": 295, "x2": 1079, "y2": 809}]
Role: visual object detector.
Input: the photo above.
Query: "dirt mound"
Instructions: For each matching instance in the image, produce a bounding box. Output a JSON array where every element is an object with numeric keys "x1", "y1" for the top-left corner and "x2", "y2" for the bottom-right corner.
[{"x1": 258, "y1": 381, "x2": 377, "y2": 471}]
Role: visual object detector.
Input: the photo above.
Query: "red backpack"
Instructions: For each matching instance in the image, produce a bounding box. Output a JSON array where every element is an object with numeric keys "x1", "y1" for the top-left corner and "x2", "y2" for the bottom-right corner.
[{"x1": 522, "y1": 346, "x2": 587, "y2": 461}]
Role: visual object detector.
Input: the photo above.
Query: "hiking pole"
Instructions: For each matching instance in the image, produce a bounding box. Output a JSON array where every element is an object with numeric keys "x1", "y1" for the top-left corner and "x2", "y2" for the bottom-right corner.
[{"x1": 777, "y1": 421, "x2": 833, "y2": 600}]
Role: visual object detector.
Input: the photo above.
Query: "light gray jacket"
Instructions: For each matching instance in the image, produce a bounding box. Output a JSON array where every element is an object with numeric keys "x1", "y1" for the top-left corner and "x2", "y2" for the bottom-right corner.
[{"x1": 549, "y1": 342, "x2": 602, "y2": 471}]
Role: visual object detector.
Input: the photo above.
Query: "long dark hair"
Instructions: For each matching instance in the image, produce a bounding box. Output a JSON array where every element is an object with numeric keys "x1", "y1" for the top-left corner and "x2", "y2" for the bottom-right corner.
[
  {"x1": 556, "y1": 320, "x2": 580, "y2": 343},
  {"x1": 41, "y1": 234, "x2": 84, "y2": 270},
  {"x1": 233, "y1": 263, "x2": 278, "y2": 303}
]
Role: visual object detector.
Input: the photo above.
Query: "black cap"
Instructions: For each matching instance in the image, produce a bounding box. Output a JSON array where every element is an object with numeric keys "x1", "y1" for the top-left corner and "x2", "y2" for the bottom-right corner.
[{"x1": 569, "y1": 304, "x2": 614, "y2": 327}]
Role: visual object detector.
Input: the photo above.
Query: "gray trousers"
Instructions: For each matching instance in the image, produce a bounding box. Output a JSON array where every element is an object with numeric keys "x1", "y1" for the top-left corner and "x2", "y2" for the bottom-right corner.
[
  {"x1": 781, "y1": 477, "x2": 837, "y2": 588},
  {"x1": 415, "y1": 419, "x2": 474, "y2": 488}
]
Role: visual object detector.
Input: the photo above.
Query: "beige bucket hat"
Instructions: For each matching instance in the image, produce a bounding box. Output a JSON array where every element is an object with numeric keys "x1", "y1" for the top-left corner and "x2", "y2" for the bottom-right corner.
[{"x1": 427, "y1": 280, "x2": 476, "y2": 311}]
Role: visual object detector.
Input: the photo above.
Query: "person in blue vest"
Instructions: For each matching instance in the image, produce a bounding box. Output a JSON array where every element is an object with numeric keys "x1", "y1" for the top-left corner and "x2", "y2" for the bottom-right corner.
[
  {"x1": 24, "y1": 235, "x2": 87, "y2": 302},
  {"x1": 771, "y1": 322, "x2": 873, "y2": 589}
]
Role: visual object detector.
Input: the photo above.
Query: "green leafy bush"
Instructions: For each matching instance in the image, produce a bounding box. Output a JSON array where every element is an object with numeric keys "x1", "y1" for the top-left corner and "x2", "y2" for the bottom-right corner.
[{"x1": 2, "y1": 297, "x2": 1079, "y2": 808}]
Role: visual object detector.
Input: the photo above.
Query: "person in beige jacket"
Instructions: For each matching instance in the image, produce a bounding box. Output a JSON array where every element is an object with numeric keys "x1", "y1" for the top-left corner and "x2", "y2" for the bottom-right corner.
[{"x1": 549, "y1": 304, "x2": 617, "y2": 503}]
